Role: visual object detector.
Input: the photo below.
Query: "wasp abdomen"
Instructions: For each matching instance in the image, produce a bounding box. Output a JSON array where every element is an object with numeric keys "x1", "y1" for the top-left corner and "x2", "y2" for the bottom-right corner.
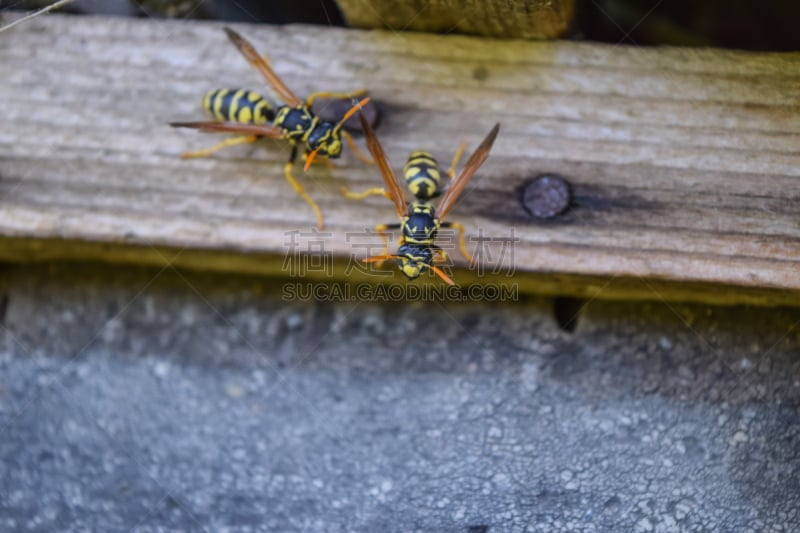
[
  {"x1": 403, "y1": 151, "x2": 442, "y2": 201},
  {"x1": 202, "y1": 88, "x2": 274, "y2": 124}
]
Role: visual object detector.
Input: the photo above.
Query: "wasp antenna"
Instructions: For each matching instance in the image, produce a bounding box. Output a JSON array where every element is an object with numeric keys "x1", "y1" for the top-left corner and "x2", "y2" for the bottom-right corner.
[
  {"x1": 334, "y1": 97, "x2": 371, "y2": 132},
  {"x1": 304, "y1": 147, "x2": 322, "y2": 172},
  {"x1": 363, "y1": 254, "x2": 398, "y2": 263},
  {"x1": 430, "y1": 265, "x2": 455, "y2": 286}
]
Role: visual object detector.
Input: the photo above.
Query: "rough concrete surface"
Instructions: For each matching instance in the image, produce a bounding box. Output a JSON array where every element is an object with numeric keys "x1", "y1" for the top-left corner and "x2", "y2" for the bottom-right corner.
[{"x1": 0, "y1": 263, "x2": 798, "y2": 532}]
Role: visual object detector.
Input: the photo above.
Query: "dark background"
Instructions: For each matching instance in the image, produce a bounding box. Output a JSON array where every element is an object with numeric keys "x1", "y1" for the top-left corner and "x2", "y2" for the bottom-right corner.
[{"x1": 4, "y1": 0, "x2": 799, "y2": 50}]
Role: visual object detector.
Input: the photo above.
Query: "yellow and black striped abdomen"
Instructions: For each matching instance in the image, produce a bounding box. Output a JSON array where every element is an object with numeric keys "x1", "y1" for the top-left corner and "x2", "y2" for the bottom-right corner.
[
  {"x1": 202, "y1": 89, "x2": 274, "y2": 124},
  {"x1": 403, "y1": 151, "x2": 442, "y2": 201}
]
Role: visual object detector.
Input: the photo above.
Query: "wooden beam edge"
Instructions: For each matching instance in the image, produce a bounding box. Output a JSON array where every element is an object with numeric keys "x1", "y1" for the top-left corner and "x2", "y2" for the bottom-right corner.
[{"x1": 1, "y1": 236, "x2": 796, "y2": 308}]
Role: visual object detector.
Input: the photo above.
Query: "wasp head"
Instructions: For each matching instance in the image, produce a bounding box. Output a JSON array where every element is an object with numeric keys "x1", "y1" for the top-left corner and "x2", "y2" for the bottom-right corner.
[
  {"x1": 307, "y1": 122, "x2": 342, "y2": 159},
  {"x1": 396, "y1": 244, "x2": 434, "y2": 281}
]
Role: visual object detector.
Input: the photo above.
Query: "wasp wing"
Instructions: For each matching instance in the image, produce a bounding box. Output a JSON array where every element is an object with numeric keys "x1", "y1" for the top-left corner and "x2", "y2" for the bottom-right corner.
[
  {"x1": 170, "y1": 121, "x2": 284, "y2": 138},
  {"x1": 359, "y1": 112, "x2": 406, "y2": 219},
  {"x1": 223, "y1": 27, "x2": 304, "y2": 108},
  {"x1": 436, "y1": 123, "x2": 500, "y2": 222}
]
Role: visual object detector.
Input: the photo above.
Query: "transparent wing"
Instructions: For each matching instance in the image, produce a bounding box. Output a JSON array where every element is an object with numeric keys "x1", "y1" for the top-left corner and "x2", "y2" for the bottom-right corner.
[
  {"x1": 436, "y1": 123, "x2": 500, "y2": 222},
  {"x1": 224, "y1": 27, "x2": 303, "y2": 108},
  {"x1": 359, "y1": 112, "x2": 406, "y2": 218},
  {"x1": 170, "y1": 121, "x2": 284, "y2": 138}
]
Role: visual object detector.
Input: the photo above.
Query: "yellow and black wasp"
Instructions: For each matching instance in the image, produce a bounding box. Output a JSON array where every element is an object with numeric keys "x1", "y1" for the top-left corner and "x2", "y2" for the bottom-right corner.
[
  {"x1": 354, "y1": 112, "x2": 500, "y2": 285},
  {"x1": 170, "y1": 27, "x2": 372, "y2": 229}
]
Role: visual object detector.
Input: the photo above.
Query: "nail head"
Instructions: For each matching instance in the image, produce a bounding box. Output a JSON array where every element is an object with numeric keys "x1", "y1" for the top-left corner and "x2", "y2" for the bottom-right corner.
[{"x1": 521, "y1": 174, "x2": 572, "y2": 219}]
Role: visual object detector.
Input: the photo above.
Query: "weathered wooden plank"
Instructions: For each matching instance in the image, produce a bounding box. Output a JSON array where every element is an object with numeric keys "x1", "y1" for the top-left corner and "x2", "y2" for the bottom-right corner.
[
  {"x1": 0, "y1": 14, "x2": 799, "y2": 306},
  {"x1": 336, "y1": 0, "x2": 574, "y2": 40}
]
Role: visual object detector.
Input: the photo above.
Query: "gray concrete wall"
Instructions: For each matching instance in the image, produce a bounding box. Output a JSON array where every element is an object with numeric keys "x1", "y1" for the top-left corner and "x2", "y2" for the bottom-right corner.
[{"x1": 1, "y1": 263, "x2": 798, "y2": 532}]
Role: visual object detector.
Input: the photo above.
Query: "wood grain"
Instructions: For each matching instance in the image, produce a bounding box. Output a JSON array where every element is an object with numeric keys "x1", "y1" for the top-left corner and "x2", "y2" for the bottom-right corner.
[
  {"x1": 336, "y1": 0, "x2": 574, "y2": 40},
  {"x1": 0, "y1": 14, "x2": 799, "y2": 306}
]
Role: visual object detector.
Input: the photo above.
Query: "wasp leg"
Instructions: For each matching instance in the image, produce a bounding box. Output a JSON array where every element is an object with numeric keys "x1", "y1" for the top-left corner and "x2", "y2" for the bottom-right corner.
[
  {"x1": 285, "y1": 145, "x2": 324, "y2": 229},
  {"x1": 180, "y1": 135, "x2": 259, "y2": 159},
  {"x1": 371, "y1": 223, "x2": 401, "y2": 267},
  {"x1": 374, "y1": 223, "x2": 401, "y2": 256},
  {"x1": 340, "y1": 186, "x2": 389, "y2": 200},
  {"x1": 440, "y1": 221, "x2": 473, "y2": 264},
  {"x1": 446, "y1": 142, "x2": 468, "y2": 180},
  {"x1": 342, "y1": 130, "x2": 375, "y2": 166},
  {"x1": 304, "y1": 89, "x2": 369, "y2": 109},
  {"x1": 431, "y1": 246, "x2": 449, "y2": 264}
]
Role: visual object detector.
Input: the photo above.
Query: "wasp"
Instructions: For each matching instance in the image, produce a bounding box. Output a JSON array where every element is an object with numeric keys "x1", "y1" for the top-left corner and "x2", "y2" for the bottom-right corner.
[
  {"x1": 171, "y1": 27, "x2": 372, "y2": 229},
  {"x1": 354, "y1": 112, "x2": 500, "y2": 285}
]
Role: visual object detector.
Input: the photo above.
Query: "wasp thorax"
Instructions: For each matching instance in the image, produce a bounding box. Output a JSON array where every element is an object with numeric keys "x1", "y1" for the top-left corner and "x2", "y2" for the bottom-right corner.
[{"x1": 403, "y1": 205, "x2": 438, "y2": 244}]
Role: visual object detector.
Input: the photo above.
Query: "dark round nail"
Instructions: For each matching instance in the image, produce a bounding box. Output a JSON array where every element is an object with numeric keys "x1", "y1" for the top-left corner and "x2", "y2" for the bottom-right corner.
[
  {"x1": 311, "y1": 95, "x2": 379, "y2": 132},
  {"x1": 521, "y1": 175, "x2": 572, "y2": 219}
]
